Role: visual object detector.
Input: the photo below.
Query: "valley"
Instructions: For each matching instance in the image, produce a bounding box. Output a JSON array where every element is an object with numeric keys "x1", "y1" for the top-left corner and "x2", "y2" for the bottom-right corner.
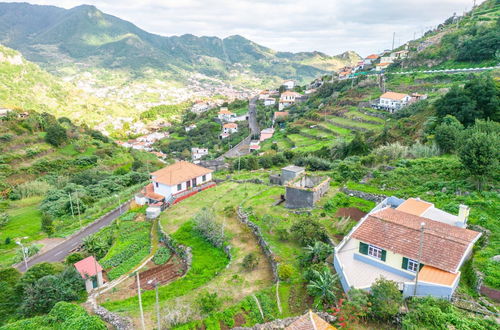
[{"x1": 0, "y1": 0, "x2": 499, "y2": 329}]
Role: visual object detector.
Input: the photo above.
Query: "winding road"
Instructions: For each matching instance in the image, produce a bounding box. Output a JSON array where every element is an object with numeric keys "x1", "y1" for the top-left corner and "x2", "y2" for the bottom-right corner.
[
  {"x1": 15, "y1": 201, "x2": 130, "y2": 272},
  {"x1": 217, "y1": 96, "x2": 260, "y2": 160}
]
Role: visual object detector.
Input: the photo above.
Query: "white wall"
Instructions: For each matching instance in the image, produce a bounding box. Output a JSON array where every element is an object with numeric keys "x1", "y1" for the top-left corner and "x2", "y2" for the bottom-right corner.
[{"x1": 153, "y1": 172, "x2": 212, "y2": 198}]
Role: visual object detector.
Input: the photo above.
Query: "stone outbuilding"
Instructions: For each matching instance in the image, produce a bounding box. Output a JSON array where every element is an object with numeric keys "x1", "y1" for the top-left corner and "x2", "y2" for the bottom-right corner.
[
  {"x1": 285, "y1": 175, "x2": 330, "y2": 209},
  {"x1": 270, "y1": 165, "x2": 305, "y2": 185}
]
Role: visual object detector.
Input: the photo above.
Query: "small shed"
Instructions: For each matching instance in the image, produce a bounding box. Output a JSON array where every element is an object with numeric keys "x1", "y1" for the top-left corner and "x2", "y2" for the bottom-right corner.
[{"x1": 74, "y1": 256, "x2": 104, "y2": 293}]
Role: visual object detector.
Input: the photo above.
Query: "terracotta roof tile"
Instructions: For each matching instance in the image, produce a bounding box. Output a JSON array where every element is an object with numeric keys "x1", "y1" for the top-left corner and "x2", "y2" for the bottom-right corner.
[
  {"x1": 352, "y1": 208, "x2": 481, "y2": 273},
  {"x1": 142, "y1": 183, "x2": 164, "y2": 201},
  {"x1": 380, "y1": 91, "x2": 409, "y2": 100},
  {"x1": 223, "y1": 123, "x2": 238, "y2": 128},
  {"x1": 274, "y1": 111, "x2": 289, "y2": 118},
  {"x1": 74, "y1": 256, "x2": 102, "y2": 278},
  {"x1": 151, "y1": 161, "x2": 212, "y2": 186}
]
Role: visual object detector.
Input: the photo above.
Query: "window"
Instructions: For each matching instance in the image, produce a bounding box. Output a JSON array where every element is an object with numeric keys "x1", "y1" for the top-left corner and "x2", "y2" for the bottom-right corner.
[
  {"x1": 359, "y1": 242, "x2": 386, "y2": 261},
  {"x1": 202, "y1": 175, "x2": 206, "y2": 181},
  {"x1": 368, "y1": 245, "x2": 383, "y2": 260},
  {"x1": 407, "y1": 259, "x2": 419, "y2": 272},
  {"x1": 403, "y1": 257, "x2": 420, "y2": 272},
  {"x1": 177, "y1": 184, "x2": 182, "y2": 191},
  {"x1": 155, "y1": 182, "x2": 158, "y2": 188}
]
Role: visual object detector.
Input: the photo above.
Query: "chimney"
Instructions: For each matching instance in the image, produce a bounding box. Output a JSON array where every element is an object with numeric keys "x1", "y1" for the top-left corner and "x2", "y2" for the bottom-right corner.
[{"x1": 457, "y1": 204, "x2": 470, "y2": 226}]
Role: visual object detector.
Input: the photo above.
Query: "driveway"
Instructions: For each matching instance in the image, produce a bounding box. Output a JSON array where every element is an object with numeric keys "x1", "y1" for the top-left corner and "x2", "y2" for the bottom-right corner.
[{"x1": 15, "y1": 201, "x2": 130, "y2": 272}]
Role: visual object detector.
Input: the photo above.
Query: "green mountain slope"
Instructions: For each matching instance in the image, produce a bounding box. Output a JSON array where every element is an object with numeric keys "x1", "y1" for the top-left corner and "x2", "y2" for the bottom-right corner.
[
  {"x1": 0, "y1": 44, "x2": 134, "y2": 125},
  {"x1": 0, "y1": 3, "x2": 360, "y2": 84}
]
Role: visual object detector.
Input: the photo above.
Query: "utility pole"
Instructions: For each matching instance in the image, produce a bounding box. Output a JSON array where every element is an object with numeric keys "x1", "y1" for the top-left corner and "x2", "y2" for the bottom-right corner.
[
  {"x1": 15, "y1": 237, "x2": 29, "y2": 271},
  {"x1": 391, "y1": 32, "x2": 396, "y2": 50},
  {"x1": 68, "y1": 193, "x2": 75, "y2": 218},
  {"x1": 413, "y1": 222, "x2": 426, "y2": 297},
  {"x1": 136, "y1": 272, "x2": 146, "y2": 330}
]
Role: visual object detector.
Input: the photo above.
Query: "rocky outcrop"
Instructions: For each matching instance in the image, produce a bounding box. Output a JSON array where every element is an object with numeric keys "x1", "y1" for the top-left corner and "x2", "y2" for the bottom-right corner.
[{"x1": 237, "y1": 207, "x2": 279, "y2": 282}]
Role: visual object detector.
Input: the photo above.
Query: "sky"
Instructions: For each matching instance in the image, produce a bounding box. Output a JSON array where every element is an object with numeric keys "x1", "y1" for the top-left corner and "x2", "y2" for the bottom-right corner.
[{"x1": 7, "y1": 0, "x2": 483, "y2": 56}]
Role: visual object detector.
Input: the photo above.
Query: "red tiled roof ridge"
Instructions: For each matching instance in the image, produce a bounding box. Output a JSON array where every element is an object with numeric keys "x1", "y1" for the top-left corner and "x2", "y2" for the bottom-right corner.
[{"x1": 370, "y1": 208, "x2": 479, "y2": 245}]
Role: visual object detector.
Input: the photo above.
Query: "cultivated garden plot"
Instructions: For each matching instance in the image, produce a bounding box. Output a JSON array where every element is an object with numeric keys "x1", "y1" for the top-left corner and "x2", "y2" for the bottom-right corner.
[{"x1": 100, "y1": 182, "x2": 274, "y2": 328}]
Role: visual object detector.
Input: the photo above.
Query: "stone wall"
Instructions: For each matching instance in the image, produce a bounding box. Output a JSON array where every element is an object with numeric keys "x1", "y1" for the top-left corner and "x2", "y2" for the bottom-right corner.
[
  {"x1": 340, "y1": 187, "x2": 387, "y2": 203},
  {"x1": 232, "y1": 311, "x2": 336, "y2": 329},
  {"x1": 92, "y1": 304, "x2": 133, "y2": 330},
  {"x1": 237, "y1": 207, "x2": 279, "y2": 282},
  {"x1": 157, "y1": 225, "x2": 192, "y2": 271}
]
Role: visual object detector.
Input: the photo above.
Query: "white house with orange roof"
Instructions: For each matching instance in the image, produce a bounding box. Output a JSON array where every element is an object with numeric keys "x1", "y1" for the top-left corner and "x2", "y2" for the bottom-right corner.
[
  {"x1": 217, "y1": 107, "x2": 235, "y2": 122},
  {"x1": 264, "y1": 98, "x2": 276, "y2": 106},
  {"x1": 258, "y1": 90, "x2": 271, "y2": 100},
  {"x1": 375, "y1": 62, "x2": 391, "y2": 71},
  {"x1": 334, "y1": 197, "x2": 481, "y2": 300},
  {"x1": 364, "y1": 54, "x2": 379, "y2": 65},
  {"x1": 136, "y1": 161, "x2": 214, "y2": 206},
  {"x1": 376, "y1": 91, "x2": 412, "y2": 112},
  {"x1": 222, "y1": 122, "x2": 238, "y2": 135},
  {"x1": 279, "y1": 91, "x2": 302, "y2": 110}
]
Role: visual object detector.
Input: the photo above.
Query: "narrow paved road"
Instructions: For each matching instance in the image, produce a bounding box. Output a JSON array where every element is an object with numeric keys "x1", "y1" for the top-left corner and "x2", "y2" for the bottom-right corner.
[
  {"x1": 15, "y1": 201, "x2": 130, "y2": 272},
  {"x1": 217, "y1": 96, "x2": 260, "y2": 160}
]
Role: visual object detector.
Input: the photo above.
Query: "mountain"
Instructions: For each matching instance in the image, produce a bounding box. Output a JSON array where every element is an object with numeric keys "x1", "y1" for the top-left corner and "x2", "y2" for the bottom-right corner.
[
  {"x1": 0, "y1": 2, "x2": 360, "y2": 85},
  {"x1": 0, "y1": 43, "x2": 134, "y2": 125}
]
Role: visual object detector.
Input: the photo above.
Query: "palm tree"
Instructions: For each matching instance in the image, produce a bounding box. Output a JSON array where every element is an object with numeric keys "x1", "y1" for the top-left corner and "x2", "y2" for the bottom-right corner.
[
  {"x1": 304, "y1": 241, "x2": 333, "y2": 264},
  {"x1": 307, "y1": 269, "x2": 339, "y2": 307}
]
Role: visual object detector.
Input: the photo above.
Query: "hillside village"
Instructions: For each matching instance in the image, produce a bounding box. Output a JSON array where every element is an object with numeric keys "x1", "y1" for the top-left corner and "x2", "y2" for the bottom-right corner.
[{"x1": 0, "y1": 1, "x2": 499, "y2": 330}]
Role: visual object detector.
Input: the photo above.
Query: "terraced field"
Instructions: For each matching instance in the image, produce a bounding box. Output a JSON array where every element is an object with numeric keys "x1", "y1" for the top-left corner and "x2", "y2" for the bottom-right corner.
[{"x1": 326, "y1": 115, "x2": 383, "y2": 131}]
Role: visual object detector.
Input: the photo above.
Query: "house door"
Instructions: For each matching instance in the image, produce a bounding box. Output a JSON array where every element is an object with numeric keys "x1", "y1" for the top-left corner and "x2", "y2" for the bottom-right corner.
[
  {"x1": 192, "y1": 178, "x2": 197, "y2": 187},
  {"x1": 92, "y1": 277, "x2": 98, "y2": 288},
  {"x1": 186, "y1": 181, "x2": 191, "y2": 189}
]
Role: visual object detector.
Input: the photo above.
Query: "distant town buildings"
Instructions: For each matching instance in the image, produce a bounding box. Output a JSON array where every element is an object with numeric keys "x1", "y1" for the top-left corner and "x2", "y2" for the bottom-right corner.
[
  {"x1": 218, "y1": 107, "x2": 236, "y2": 122},
  {"x1": 191, "y1": 147, "x2": 209, "y2": 162},
  {"x1": 282, "y1": 80, "x2": 296, "y2": 90}
]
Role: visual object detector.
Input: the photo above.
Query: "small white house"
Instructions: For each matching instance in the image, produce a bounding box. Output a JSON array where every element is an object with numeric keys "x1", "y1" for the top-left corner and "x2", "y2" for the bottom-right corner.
[
  {"x1": 363, "y1": 54, "x2": 379, "y2": 65},
  {"x1": 222, "y1": 122, "x2": 238, "y2": 134},
  {"x1": 192, "y1": 147, "x2": 209, "y2": 161},
  {"x1": 74, "y1": 256, "x2": 104, "y2": 293},
  {"x1": 377, "y1": 92, "x2": 412, "y2": 113},
  {"x1": 279, "y1": 91, "x2": 302, "y2": 110},
  {"x1": 258, "y1": 90, "x2": 271, "y2": 100},
  {"x1": 264, "y1": 98, "x2": 276, "y2": 106},
  {"x1": 218, "y1": 108, "x2": 236, "y2": 122},
  {"x1": 375, "y1": 62, "x2": 391, "y2": 71},
  {"x1": 140, "y1": 161, "x2": 213, "y2": 204},
  {"x1": 282, "y1": 80, "x2": 296, "y2": 90}
]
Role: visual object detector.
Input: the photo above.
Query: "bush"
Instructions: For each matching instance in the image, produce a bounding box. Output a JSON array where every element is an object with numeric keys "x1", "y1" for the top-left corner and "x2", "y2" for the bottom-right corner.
[
  {"x1": 242, "y1": 252, "x2": 259, "y2": 271},
  {"x1": 369, "y1": 277, "x2": 402, "y2": 321},
  {"x1": 12, "y1": 181, "x2": 52, "y2": 199},
  {"x1": 290, "y1": 218, "x2": 328, "y2": 246},
  {"x1": 0, "y1": 213, "x2": 10, "y2": 228},
  {"x1": 193, "y1": 208, "x2": 226, "y2": 248},
  {"x1": 152, "y1": 246, "x2": 171, "y2": 265},
  {"x1": 278, "y1": 263, "x2": 294, "y2": 282},
  {"x1": 44, "y1": 124, "x2": 67, "y2": 147},
  {"x1": 65, "y1": 253, "x2": 85, "y2": 265},
  {"x1": 196, "y1": 291, "x2": 222, "y2": 314}
]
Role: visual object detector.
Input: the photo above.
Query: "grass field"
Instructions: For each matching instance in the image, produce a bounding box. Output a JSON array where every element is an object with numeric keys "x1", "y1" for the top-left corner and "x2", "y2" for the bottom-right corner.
[
  {"x1": 327, "y1": 115, "x2": 382, "y2": 131},
  {"x1": 0, "y1": 197, "x2": 44, "y2": 268}
]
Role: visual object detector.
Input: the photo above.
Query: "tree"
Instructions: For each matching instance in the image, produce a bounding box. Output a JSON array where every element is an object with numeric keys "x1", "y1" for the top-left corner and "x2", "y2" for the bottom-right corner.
[
  {"x1": 290, "y1": 218, "x2": 328, "y2": 246},
  {"x1": 193, "y1": 208, "x2": 226, "y2": 248},
  {"x1": 464, "y1": 76, "x2": 500, "y2": 123},
  {"x1": 303, "y1": 241, "x2": 333, "y2": 265},
  {"x1": 196, "y1": 291, "x2": 222, "y2": 314},
  {"x1": 434, "y1": 116, "x2": 463, "y2": 153},
  {"x1": 44, "y1": 124, "x2": 67, "y2": 147},
  {"x1": 41, "y1": 212, "x2": 54, "y2": 236},
  {"x1": 435, "y1": 86, "x2": 478, "y2": 126},
  {"x1": 369, "y1": 277, "x2": 402, "y2": 320},
  {"x1": 307, "y1": 268, "x2": 340, "y2": 307},
  {"x1": 458, "y1": 121, "x2": 500, "y2": 189},
  {"x1": 16, "y1": 262, "x2": 63, "y2": 296},
  {"x1": 0, "y1": 268, "x2": 22, "y2": 325},
  {"x1": 348, "y1": 132, "x2": 370, "y2": 156}
]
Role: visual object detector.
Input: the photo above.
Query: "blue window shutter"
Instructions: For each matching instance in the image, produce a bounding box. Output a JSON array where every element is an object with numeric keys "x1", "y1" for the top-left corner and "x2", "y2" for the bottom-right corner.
[
  {"x1": 381, "y1": 249, "x2": 387, "y2": 262},
  {"x1": 359, "y1": 242, "x2": 368, "y2": 255},
  {"x1": 402, "y1": 257, "x2": 408, "y2": 269}
]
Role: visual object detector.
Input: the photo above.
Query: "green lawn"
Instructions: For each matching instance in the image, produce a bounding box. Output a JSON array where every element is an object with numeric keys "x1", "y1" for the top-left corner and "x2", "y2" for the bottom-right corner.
[
  {"x1": 0, "y1": 197, "x2": 45, "y2": 268},
  {"x1": 318, "y1": 122, "x2": 352, "y2": 136}
]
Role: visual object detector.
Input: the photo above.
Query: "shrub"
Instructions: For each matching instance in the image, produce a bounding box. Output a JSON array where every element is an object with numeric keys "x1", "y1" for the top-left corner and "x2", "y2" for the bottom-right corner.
[
  {"x1": 290, "y1": 218, "x2": 328, "y2": 246},
  {"x1": 12, "y1": 180, "x2": 52, "y2": 199},
  {"x1": 306, "y1": 268, "x2": 340, "y2": 308},
  {"x1": 242, "y1": 252, "x2": 259, "y2": 271},
  {"x1": 65, "y1": 253, "x2": 85, "y2": 265},
  {"x1": 193, "y1": 208, "x2": 226, "y2": 248},
  {"x1": 369, "y1": 277, "x2": 402, "y2": 321},
  {"x1": 41, "y1": 212, "x2": 54, "y2": 236},
  {"x1": 197, "y1": 291, "x2": 222, "y2": 314},
  {"x1": 0, "y1": 213, "x2": 10, "y2": 228},
  {"x1": 278, "y1": 263, "x2": 294, "y2": 281},
  {"x1": 152, "y1": 246, "x2": 171, "y2": 265},
  {"x1": 372, "y1": 142, "x2": 409, "y2": 162},
  {"x1": 407, "y1": 142, "x2": 440, "y2": 158},
  {"x1": 44, "y1": 124, "x2": 67, "y2": 147}
]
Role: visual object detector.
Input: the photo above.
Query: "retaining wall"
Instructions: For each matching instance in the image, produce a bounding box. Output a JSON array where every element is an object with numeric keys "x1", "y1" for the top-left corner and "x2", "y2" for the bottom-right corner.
[{"x1": 340, "y1": 187, "x2": 387, "y2": 203}]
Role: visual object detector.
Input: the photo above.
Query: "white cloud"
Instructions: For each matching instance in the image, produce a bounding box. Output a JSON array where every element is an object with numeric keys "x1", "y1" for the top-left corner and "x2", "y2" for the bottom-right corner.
[{"x1": 4, "y1": 0, "x2": 482, "y2": 56}]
